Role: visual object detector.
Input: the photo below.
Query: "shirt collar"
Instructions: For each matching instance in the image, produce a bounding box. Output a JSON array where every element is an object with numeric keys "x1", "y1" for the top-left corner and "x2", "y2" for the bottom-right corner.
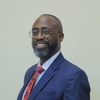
[{"x1": 37, "y1": 51, "x2": 60, "y2": 71}]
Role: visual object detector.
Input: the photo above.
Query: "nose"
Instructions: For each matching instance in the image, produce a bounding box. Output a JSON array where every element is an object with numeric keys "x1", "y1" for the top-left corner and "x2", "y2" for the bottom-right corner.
[{"x1": 36, "y1": 32, "x2": 44, "y2": 40}]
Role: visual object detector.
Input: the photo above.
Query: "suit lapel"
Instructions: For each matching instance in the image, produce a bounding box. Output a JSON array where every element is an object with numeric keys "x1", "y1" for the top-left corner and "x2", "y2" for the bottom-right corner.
[
  {"x1": 29, "y1": 68, "x2": 54, "y2": 100},
  {"x1": 29, "y1": 53, "x2": 64, "y2": 100}
]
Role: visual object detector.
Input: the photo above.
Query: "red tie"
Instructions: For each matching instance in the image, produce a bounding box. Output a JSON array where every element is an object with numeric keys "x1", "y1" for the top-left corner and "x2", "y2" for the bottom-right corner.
[{"x1": 23, "y1": 66, "x2": 44, "y2": 100}]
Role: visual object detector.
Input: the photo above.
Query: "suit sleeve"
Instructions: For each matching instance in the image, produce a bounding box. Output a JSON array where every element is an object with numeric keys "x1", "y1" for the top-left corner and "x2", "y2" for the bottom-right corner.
[{"x1": 63, "y1": 70, "x2": 90, "y2": 100}]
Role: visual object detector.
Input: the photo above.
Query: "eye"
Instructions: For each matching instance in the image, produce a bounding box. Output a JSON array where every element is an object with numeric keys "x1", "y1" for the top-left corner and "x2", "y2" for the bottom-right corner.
[
  {"x1": 32, "y1": 29, "x2": 39, "y2": 35},
  {"x1": 42, "y1": 28, "x2": 50, "y2": 35}
]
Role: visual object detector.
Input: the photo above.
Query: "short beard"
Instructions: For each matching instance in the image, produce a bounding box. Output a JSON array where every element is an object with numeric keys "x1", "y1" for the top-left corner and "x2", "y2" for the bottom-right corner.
[
  {"x1": 33, "y1": 47, "x2": 50, "y2": 58},
  {"x1": 32, "y1": 39, "x2": 58, "y2": 58}
]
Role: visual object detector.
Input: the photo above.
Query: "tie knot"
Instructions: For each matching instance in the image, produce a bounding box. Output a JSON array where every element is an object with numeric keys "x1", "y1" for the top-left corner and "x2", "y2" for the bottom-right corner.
[{"x1": 35, "y1": 66, "x2": 44, "y2": 73}]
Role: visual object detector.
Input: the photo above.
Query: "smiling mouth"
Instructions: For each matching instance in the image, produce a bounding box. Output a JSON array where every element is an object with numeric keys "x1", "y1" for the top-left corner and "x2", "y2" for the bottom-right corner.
[{"x1": 36, "y1": 43, "x2": 47, "y2": 49}]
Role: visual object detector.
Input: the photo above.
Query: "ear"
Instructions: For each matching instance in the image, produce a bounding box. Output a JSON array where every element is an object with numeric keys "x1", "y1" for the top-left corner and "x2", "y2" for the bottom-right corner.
[{"x1": 59, "y1": 33, "x2": 64, "y2": 42}]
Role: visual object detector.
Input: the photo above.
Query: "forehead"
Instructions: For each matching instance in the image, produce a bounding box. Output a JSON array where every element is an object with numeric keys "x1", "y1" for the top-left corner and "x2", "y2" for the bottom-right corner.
[{"x1": 32, "y1": 16, "x2": 57, "y2": 29}]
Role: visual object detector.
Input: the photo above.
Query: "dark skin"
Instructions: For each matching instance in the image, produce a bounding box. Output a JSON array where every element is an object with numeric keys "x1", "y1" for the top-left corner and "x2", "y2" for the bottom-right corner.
[{"x1": 32, "y1": 15, "x2": 64, "y2": 65}]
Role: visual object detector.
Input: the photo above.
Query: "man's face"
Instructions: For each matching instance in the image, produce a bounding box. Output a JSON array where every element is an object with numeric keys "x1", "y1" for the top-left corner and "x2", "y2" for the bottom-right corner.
[{"x1": 31, "y1": 16, "x2": 62, "y2": 58}]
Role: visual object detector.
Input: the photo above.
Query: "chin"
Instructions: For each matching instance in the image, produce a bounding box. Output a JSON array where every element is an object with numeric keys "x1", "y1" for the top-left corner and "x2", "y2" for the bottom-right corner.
[{"x1": 34, "y1": 48, "x2": 50, "y2": 58}]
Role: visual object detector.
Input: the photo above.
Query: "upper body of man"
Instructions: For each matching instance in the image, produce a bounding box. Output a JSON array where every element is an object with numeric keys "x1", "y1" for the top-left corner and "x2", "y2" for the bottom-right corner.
[{"x1": 17, "y1": 14, "x2": 90, "y2": 100}]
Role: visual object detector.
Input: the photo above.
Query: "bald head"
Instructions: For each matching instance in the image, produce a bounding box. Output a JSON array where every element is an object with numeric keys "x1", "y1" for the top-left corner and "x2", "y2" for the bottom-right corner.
[{"x1": 33, "y1": 14, "x2": 63, "y2": 33}]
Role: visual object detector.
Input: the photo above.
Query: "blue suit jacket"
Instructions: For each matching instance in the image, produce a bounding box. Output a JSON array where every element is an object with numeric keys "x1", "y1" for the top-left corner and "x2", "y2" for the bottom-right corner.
[{"x1": 17, "y1": 53, "x2": 90, "y2": 100}]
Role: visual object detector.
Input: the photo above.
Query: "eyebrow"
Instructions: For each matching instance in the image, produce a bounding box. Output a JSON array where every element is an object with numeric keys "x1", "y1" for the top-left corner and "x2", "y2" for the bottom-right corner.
[
  {"x1": 32, "y1": 27, "x2": 38, "y2": 30},
  {"x1": 32, "y1": 27, "x2": 50, "y2": 30}
]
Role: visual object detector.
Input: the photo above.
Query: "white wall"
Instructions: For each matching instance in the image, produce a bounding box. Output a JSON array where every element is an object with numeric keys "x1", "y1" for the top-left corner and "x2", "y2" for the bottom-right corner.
[{"x1": 0, "y1": 0, "x2": 100, "y2": 100}]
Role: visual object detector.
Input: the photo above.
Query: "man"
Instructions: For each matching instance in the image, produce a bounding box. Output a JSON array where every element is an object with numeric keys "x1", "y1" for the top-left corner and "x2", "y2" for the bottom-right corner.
[{"x1": 17, "y1": 14, "x2": 90, "y2": 100}]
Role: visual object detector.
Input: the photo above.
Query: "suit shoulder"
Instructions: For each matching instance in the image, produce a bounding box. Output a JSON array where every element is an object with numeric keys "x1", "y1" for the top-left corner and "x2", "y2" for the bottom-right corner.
[
  {"x1": 25, "y1": 64, "x2": 37, "y2": 75},
  {"x1": 24, "y1": 64, "x2": 37, "y2": 82},
  {"x1": 61, "y1": 58, "x2": 90, "y2": 83},
  {"x1": 61, "y1": 58, "x2": 86, "y2": 74}
]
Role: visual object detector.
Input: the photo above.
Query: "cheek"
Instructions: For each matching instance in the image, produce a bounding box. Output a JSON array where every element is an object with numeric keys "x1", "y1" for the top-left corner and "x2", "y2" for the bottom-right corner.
[
  {"x1": 48, "y1": 37, "x2": 54, "y2": 45},
  {"x1": 31, "y1": 39, "x2": 36, "y2": 46},
  {"x1": 32, "y1": 38, "x2": 36, "y2": 43},
  {"x1": 49, "y1": 37, "x2": 58, "y2": 46}
]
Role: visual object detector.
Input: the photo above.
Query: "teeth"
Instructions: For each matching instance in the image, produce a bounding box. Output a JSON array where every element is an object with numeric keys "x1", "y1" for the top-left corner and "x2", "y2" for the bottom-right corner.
[
  {"x1": 37, "y1": 44, "x2": 45, "y2": 46},
  {"x1": 36, "y1": 44, "x2": 46, "y2": 48}
]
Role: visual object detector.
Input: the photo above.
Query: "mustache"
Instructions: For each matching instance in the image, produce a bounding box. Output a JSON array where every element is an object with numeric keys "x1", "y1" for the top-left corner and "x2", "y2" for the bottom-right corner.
[{"x1": 33, "y1": 40, "x2": 49, "y2": 46}]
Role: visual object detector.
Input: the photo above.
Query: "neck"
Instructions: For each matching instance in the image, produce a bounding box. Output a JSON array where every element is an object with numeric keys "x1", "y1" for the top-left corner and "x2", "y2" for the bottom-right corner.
[
  {"x1": 39, "y1": 54, "x2": 53, "y2": 65},
  {"x1": 40, "y1": 50, "x2": 60, "y2": 65}
]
